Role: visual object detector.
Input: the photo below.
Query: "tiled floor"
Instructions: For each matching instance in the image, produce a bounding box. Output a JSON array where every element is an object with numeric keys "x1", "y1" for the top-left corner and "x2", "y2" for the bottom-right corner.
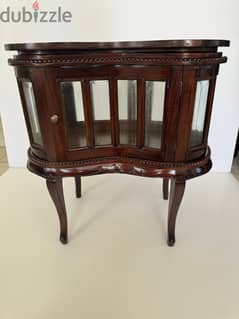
[
  {"x1": 0, "y1": 169, "x2": 239, "y2": 319},
  {"x1": 0, "y1": 116, "x2": 8, "y2": 175}
]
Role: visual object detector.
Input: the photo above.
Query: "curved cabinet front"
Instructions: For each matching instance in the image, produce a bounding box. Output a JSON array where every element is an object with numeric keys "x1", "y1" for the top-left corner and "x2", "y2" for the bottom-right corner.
[{"x1": 16, "y1": 64, "x2": 217, "y2": 164}]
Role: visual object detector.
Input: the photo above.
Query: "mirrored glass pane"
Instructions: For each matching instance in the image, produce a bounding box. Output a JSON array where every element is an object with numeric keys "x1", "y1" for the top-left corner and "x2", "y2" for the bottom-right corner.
[
  {"x1": 22, "y1": 81, "x2": 42, "y2": 146},
  {"x1": 118, "y1": 80, "x2": 137, "y2": 145},
  {"x1": 145, "y1": 81, "x2": 166, "y2": 148},
  {"x1": 90, "y1": 80, "x2": 111, "y2": 145},
  {"x1": 190, "y1": 80, "x2": 210, "y2": 146},
  {"x1": 61, "y1": 81, "x2": 87, "y2": 149}
]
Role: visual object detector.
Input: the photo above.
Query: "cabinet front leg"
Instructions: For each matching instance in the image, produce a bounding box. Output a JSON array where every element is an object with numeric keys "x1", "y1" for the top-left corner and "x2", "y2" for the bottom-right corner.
[
  {"x1": 167, "y1": 178, "x2": 185, "y2": 247},
  {"x1": 46, "y1": 177, "x2": 68, "y2": 244},
  {"x1": 74, "y1": 176, "x2": 82, "y2": 198},
  {"x1": 163, "y1": 178, "x2": 169, "y2": 200}
]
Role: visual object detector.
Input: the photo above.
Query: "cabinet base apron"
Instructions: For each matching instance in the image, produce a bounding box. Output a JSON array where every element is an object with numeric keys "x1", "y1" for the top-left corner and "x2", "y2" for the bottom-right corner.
[{"x1": 27, "y1": 148, "x2": 212, "y2": 246}]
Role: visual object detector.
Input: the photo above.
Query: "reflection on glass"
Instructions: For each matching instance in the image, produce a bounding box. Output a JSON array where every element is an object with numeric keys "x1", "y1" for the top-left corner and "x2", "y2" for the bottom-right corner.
[
  {"x1": 22, "y1": 81, "x2": 42, "y2": 145},
  {"x1": 118, "y1": 80, "x2": 137, "y2": 145},
  {"x1": 61, "y1": 81, "x2": 87, "y2": 149},
  {"x1": 145, "y1": 81, "x2": 166, "y2": 148},
  {"x1": 90, "y1": 80, "x2": 111, "y2": 145},
  {"x1": 190, "y1": 80, "x2": 210, "y2": 146}
]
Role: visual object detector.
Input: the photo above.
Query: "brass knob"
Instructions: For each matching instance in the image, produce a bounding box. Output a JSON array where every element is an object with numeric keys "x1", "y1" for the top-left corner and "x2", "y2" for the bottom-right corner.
[{"x1": 50, "y1": 114, "x2": 59, "y2": 124}]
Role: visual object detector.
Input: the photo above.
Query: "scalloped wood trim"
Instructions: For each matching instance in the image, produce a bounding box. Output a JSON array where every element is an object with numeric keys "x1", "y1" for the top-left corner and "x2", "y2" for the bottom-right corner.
[{"x1": 28, "y1": 148, "x2": 211, "y2": 170}]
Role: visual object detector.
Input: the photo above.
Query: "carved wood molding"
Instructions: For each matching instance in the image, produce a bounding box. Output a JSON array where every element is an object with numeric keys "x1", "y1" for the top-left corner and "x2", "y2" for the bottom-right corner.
[{"x1": 9, "y1": 55, "x2": 227, "y2": 67}]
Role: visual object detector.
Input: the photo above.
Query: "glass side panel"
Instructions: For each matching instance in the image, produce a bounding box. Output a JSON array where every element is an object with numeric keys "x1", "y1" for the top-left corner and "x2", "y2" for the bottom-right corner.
[
  {"x1": 61, "y1": 81, "x2": 87, "y2": 149},
  {"x1": 90, "y1": 80, "x2": 111, "y2": 145},
  {"x1": 118, "y1": 80, "x2": 137, "y2": 145},
  {"x1": 190, "y1": 80, "x2": 210, "y2": 146},
  {"x1": 22, "y1": 81, "x2": 42, "y2": 146},
  {"x1": 144, "y1": 81, "x2": 166, "y2": 148}
]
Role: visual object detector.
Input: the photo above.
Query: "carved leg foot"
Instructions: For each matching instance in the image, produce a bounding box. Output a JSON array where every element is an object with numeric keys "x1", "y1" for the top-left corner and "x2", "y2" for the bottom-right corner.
[
  {"x1": 163, "y1": 178, "x2": 169, "y2": 200},
  {"x1": 167, "y1": 178, "x2": 185, "y2": 247},
  {"x1": 75, "y1": 176, "x2": 82, "y2": 198},
  {"x1": 46, "y1": 177, "x2": 68, "y2": 244}
]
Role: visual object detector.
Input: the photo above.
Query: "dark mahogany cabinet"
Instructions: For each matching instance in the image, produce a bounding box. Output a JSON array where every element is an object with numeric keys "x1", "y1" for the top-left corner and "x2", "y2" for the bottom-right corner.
[{"x1": 5, "y1": 39, "x2": 229, "y2": 246}]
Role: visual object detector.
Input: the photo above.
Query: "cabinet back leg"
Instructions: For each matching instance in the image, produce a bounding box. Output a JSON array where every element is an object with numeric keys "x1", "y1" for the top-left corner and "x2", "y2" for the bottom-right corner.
[
  {"x1": 163, "y1": 178, "x2": 169, "y2": 200},
  {"x1": 46, "y1": 178, "x2": 68, "y2": 244},
  {"x1": 167, "y1": 178, "x2": 185, "y2": 246},
  {"x1": 75, "y1": 176, "x2": 82, "y2": 198}
]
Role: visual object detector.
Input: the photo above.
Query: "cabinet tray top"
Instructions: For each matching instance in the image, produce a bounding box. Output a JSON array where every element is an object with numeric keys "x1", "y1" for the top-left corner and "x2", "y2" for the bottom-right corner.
[{"x1": 5, "y1": 39, "x2": 230, "y2": 52}]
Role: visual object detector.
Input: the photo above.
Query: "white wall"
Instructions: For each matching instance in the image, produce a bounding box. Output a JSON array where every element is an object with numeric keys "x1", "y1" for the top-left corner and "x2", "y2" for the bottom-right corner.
[{"x1": 0, "y1": 0, "x2": 238, "y2": 171}]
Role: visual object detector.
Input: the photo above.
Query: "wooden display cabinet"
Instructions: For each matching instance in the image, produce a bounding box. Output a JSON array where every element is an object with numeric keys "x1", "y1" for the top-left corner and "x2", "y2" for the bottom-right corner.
[{"x1": 5, "y1": 39, "x2": 229, "y2": 246}]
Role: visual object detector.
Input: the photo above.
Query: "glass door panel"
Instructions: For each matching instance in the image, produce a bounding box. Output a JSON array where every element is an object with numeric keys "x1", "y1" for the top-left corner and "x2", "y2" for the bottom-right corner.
[
  {"x1": 144, "y1": 81, "x2": 166, "y2": 148},
  {"x1": 22, "y1": 80, "x2": 43, "y2": 146},
  {"x1": 190, "y1": 80, "x2": 210, "y2": 146},
  {"x1": 118, "y1": 80, "x2": 137, "y2": 145},
  {"x1": 90, "y1": 80, "x2": 111, "y2": 146},
  {"x1": 61, "y1": 81, "x2": 87, "y2": 149}
]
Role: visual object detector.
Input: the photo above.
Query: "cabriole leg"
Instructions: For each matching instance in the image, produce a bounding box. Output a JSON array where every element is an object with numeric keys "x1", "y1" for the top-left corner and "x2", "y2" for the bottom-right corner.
[
  {"x1": 163, "y1": 178, "x2": 169, "y2": 200},
  {"x1": 46, "y1": 177, "x2": 68, "y2": 244},
  {"x1": 167, "y1": 178, "x2": 186, "y2": 247},
  {"x1": 75, "y1": 176, "x2": 82, "y2": 198}
]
